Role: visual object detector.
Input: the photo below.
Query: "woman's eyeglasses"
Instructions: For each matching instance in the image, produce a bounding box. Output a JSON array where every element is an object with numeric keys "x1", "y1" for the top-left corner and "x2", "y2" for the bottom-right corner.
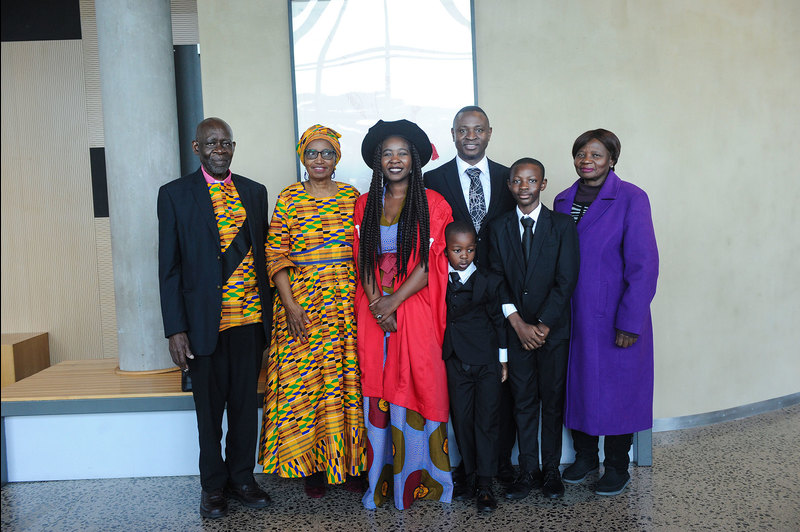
[{"x1": 304, "y1": 149, "x2": 336, "y2": 160}]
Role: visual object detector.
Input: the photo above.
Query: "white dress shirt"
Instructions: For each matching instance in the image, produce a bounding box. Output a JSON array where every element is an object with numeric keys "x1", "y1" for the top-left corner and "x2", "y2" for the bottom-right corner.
[
  {"x1": 448, "y1": 262, "x2": 507, "y2": 363},
  {"x1": 456, "y1": 156, "x2": 491, "y2": 211}
]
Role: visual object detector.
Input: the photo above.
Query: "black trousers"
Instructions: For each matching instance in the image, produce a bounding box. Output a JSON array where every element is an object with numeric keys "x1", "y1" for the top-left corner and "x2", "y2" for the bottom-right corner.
[
  {"x1": 507, "y1": 338, "x2": 569, "y2": 472},
  {"x1": 571, "y1": 429, "x2": 633, "y2": 472},
  {"x1": 445, "y1": 357, "x2": 501, "y2": 479},
  {"x1": 187, "y1": 323, "x2": 265, "y2": 491},
  {"x1": 497, "y1": 379, "x2": 518, "y2": 467}
]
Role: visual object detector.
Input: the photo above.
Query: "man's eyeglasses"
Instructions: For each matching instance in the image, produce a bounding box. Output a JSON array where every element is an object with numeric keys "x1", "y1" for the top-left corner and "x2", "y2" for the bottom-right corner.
[{"x1": 304, "y1": 149, "x2": 336, "y2": 160}]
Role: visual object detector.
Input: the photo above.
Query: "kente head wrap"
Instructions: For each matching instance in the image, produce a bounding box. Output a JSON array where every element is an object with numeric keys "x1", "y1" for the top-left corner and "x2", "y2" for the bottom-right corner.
[{"x1": 296, "y1": 124, "x2": 342, "y2": 165}]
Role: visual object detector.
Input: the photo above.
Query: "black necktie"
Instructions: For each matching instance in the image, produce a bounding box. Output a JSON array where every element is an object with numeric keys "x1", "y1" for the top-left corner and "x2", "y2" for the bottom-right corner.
[
  {"x1": 449, "y1": 272, "x2": 462, "y2": 286},
  {"x1": 521, "y1": 217, "x2": 534, "y2": 264}
]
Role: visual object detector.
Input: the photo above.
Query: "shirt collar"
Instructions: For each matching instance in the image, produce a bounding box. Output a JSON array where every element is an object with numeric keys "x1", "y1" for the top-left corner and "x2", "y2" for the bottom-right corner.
[
  {"x1": 201, "y1": 166, "x2": 233, "y2": 185},
  {"x1": 456, "y1": 155, "x2": 490, "y2": 177},
  {"x1": 516, "y1": 202, "x2": 542, "y2": 225},
  {"x1": 448, "y1": 262, "x2": 477, "y2": 283}
]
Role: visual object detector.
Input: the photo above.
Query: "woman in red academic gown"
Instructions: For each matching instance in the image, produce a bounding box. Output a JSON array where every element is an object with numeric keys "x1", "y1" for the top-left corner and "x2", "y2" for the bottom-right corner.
[{"x1": 354, "y1": 119, "x2": 454, "y2": 510}]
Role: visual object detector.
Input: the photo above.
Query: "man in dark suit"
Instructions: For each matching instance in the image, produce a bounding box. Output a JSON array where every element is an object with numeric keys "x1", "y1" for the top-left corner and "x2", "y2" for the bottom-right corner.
[
  {"x1": 442, "y1": 220, "x2": 508, "y2": 513},
  {"x1": 424, "y1": 105, "x2": 518, "y2": 486},
  {"x1": 488, "y1": 158, "x2": 579, "y2": 501},
  {"x1": 158, "y1": 117, "x2": 272, "y2": 519}
]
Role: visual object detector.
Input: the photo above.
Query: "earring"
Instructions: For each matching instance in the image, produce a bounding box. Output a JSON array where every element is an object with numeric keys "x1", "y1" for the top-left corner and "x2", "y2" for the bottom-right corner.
[
  {"x1": 331, "y1": 170, "x2": 336, "y2": 180},
  {"x1": 303, "y1": 170, "x2": 308, "y2": 181}
]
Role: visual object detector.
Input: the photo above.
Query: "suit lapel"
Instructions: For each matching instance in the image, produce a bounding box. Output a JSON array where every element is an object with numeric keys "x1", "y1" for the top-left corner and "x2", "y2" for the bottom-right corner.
[
  {"x1": 486, "y1": 159, "x2": 506, "y2": 216},
  {"x1": 190, "y1": 170, "x2": 220, "y2": 242},
  {"x1": 503, "y1": 213, "x2": 526, "y2": 273},
  {"x1": 525, "y1": 206, "x2": 551, "y2": 285},
  {"x1": 575, "y1": 171, "x2": 620, "y2": 235},
  {"x1": 444, "y1": 160, "x2": 471, "y2": 221},
  {"x1": 555, "y1": 181, "x2": 579, "y2": 215}
]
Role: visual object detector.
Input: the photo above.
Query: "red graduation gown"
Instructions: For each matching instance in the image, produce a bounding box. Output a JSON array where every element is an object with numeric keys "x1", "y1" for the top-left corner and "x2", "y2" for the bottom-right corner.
[{"x1": 353, "y1": 189, "x2": 453, "y2": 423}]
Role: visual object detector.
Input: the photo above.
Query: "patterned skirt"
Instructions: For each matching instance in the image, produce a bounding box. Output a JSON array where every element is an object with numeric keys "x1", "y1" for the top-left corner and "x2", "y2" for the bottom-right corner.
[{"x1": 361, "y1": 336, "x2": 453, "y2": 509}]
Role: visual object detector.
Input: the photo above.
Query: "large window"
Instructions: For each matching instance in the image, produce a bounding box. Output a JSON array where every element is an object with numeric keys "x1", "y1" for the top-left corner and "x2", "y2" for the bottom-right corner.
[{"x1": 291, "y1": 0, "x2": 475, "y2": 191}]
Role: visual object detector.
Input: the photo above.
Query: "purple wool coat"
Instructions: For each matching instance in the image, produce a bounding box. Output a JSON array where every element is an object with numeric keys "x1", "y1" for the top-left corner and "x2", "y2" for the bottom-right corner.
[{"x1": 553, "y1": 170, "x2": 659, "y2": 436}]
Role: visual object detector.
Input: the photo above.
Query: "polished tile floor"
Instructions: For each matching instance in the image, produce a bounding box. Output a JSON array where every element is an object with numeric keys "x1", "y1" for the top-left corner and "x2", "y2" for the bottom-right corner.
[{"x1": 2, "y1": 404, "x2": 798, "y2": 531}]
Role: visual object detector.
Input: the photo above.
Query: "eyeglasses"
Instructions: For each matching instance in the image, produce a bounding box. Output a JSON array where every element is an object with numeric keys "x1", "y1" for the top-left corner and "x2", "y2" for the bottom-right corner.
[{"x1": 304, "y1": 149, "x2": 336, "y2": 160}]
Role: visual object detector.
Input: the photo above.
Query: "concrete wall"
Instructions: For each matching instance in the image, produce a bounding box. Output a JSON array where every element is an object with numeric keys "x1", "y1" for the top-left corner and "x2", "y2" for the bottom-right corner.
[
  {"x1": 196, "y1": 0, "x2": 297, "y2": 206},
  {"x1": 474, "y1": 0, "x2": 800, "y2": 418},
  {"x1": 196, "y1": 0, "x2": 799, "y2": 419}
]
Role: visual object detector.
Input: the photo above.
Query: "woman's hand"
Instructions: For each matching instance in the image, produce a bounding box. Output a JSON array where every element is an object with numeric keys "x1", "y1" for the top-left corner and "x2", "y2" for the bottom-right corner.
[
  {"x1": 369, "y1": 294, "x2": 400, "y2": 324},
  {"x1": 615, "y1": 330, "x2": 638, "y2": 348},
  {"x1": 378, "y1": 313, "x2": 397, "y2": 333},
  {"x1": 500, "y1": 362, "x2": 508, "y2": 383},
  {"x1": 272, "y1": 268, "x2": 311, "y2": 343},
  {"x1": 285, "y1": 300, "x2": 311, "y2": 343}
]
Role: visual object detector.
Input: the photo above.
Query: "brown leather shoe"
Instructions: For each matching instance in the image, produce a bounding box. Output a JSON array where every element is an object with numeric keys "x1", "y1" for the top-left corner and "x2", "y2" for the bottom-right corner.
[
  {"x1": 200, "y1": 489, "x2": 228, "y2": 519},
  {"x1": 224, "y1": 483, "x2": 272, "y2": 508}
]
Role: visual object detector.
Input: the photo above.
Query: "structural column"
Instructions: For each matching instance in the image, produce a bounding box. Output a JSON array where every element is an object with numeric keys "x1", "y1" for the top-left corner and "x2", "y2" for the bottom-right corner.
[{"x1": 96, "y1": 0, "x2": 179, "y2": 371}]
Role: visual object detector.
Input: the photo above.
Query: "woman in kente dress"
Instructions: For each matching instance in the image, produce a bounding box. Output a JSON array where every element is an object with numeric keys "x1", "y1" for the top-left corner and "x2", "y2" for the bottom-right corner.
[
  {"x1": 354, "y1": 119, "x2": 454, "y2": 510},
  {"x1": 258, "y1": 125, "x2": 365, "y2": 498}
]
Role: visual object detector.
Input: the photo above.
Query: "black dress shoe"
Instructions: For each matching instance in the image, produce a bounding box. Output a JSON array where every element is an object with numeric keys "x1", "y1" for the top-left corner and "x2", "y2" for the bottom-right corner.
[
  {"x1": 224, "y1": 482, "x2": 272, "y2": 508},
  {"x1": 595, "y1": 468, "x2": 630, "y2": 496},
  {"x1": 562, "y1": 456, "x2": 599, "y2": 484},
  {"x1": 504, "y1": 469, "x2": 542, "y2": 500},
  {"x1": 496, "y1": 460, "x2": 516, "y2": 485},
  {"x1": 453, "y1": 473, "x2": 476, "y2": 501},
  {"x1": 541, "y1": 468, "x2": 565, "y2": 499},
  {"x1": 476, "y1": 486, "x2": 497, "y2": 513},
  {"x1": 452, "y1": 462, "x2": 467, "y2": 485},
  {"x1": 200, "y1": 489, "x2": 228, "y2": 519}
]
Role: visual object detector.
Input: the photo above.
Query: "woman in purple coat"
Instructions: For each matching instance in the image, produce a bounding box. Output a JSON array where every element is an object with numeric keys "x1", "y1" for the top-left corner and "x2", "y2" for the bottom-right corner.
[{"x1": 553, "y1": 129, "x2": 658, "y2": 497}]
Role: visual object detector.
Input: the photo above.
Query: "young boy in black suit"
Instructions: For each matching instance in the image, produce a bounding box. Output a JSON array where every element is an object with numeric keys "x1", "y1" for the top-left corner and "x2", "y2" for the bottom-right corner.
[
  {"x1": 443, "y1": 220, "x2": 508, "y2": 513},
  {"x1": 487, "y1": 158, "x2": 579, "y2": 501}
]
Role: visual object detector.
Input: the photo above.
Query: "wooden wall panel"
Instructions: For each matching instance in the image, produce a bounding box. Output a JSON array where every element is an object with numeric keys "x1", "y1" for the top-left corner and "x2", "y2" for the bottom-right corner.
[
  {"x1": 1, "y1": 1, "x2": 198, "y2": 366},
  {"x1": 171, "y1": 0, "x2": 200, "y2": 45},
  {"x1": 79, "y1": 0, "x2": 104, "y2": 148},
  {"x1": 94, "y1": 218, "x2": 118, "y2": 359},
  {"x1": 0, "y1": 41, "x2": 104, "y2": 363}
]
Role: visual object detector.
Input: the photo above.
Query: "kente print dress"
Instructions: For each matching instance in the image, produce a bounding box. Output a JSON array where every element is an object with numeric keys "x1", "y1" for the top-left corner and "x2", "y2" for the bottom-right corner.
[
  {"x1": 258, "y1": 181, "x2": 365, "y2": 484},
  {"x1": 353, "y1": 189, "x2": 454, "y2": 510}
]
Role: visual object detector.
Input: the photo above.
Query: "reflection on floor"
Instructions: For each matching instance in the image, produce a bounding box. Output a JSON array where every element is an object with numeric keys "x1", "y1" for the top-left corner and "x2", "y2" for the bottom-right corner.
[{"x1": 2, "y1": 405, "x2": 798, "y2": 531}]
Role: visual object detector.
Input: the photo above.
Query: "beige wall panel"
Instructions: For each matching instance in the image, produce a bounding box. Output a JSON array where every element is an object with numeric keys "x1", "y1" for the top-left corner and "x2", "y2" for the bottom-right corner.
[
  {"x1": 475, "y1": 0, "x2": 800, "y2": 417},
  {"x1": 1, "y1": 41, "x2": 105, "y2": 364},
  {"x1": 79, "y1": 0, "x2": 104, "y2": 147},
  {"x1": 196, "y1": 0, "x2": 297, "y2": 210},
  {"x1": 172, "y1": 0, "x2": 200, "y2": 45}
]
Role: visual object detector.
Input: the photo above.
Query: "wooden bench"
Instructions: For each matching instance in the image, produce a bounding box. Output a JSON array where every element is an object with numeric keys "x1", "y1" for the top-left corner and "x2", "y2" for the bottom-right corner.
[{"x1": 1, "y1": 333, "x2": 50, "y2": 387}]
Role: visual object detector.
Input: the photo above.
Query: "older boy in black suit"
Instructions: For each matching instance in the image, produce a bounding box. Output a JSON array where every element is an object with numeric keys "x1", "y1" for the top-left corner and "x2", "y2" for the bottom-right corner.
[
  {"x1": 443, "y1": 220, "x2": 508, "y2": 513},
  {"x1": 488, "y1": 158, "x2": 579, "y2": 500}
]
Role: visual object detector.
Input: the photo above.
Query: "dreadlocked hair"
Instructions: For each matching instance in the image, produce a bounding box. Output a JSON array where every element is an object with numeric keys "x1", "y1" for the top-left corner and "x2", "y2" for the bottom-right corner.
[{"x1": 358, "y1": 140, "x2": 431, "y2": 289}]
